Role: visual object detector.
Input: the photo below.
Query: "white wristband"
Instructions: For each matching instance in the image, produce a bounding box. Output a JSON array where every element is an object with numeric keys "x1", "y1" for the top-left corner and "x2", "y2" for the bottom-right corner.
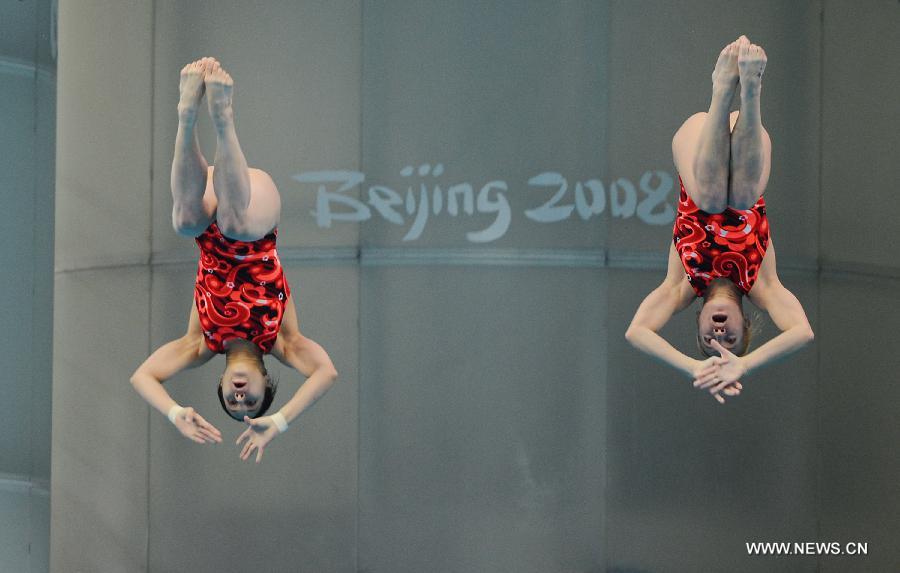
[
  {"x1": 167, "y1": 405, "x2": 186, "y2": 425},
  {"x1": 271, "y1": 411, "x2": 288, "y2": 433}
]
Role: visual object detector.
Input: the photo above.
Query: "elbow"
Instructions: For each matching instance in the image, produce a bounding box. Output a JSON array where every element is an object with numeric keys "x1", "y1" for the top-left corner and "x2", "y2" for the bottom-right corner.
[
  {"x1": 324, "y1": 364, "x2": 338, "y2": 385},
  {"x1": 803, "y1": 326, "x2": 815, "y2": 345},
  {"x1": 624, "y1": 326, "x2": 639, "y2": 347}
]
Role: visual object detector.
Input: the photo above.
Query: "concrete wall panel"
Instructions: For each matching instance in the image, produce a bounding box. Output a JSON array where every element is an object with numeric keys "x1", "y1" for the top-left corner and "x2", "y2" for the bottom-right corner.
[
  {"x1": 359, "y1": 266, "x2": 607, "y2": 572},
  {"x1": 819, "y1": 275, "x2": 900, "y2": 572},
  {"x1": 360, "y1": 1, "x2": 610, "y2": 249},
  {"x1": 821, "y1": 0, "x2": 900, "y2": 271},
  {"x1": 54, "y1": 0, "x2": 153, "y2": 271},
  {"x1": 51, "y1": 268, "x2": 150, "y2": 573}
]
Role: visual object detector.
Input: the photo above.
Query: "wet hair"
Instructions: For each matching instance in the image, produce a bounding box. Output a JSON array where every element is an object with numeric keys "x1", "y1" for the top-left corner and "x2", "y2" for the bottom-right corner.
[{"x1": 216, "y1": 359, "x2": 278, "y2": 421}]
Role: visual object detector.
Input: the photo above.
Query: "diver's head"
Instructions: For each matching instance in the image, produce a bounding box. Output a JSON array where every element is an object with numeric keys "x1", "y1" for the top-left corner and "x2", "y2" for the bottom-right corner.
[
  {"x1": 696, "y1": 279, "x2": 752, "y2": 357},
  {"x1": 218, "y1": 340, "x2": 277, "y2": 420}
]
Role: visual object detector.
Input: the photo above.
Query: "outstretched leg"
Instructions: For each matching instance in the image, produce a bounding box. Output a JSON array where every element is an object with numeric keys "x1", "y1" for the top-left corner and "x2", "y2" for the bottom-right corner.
[
  {"x1": 729, "y1": 38, "x2": 771, "y2": 209},
  {"x1": 672, "y1": 38, "x2": 741, "y2": 213},
  {"x1": 205, "y1": 62, "x2": 280, "y2": 241},
  {"x1": 171, "y1": 58, "x2": 216, "y2": 236}
]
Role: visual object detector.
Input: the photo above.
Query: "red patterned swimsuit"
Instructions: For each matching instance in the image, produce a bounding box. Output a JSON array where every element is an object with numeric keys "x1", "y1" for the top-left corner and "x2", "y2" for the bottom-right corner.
[
  {"x1": 194, "y1": 222, "x2": 291, "y2": 354},
  {"x1": 673, "y1": 177, "x2": 770, "y2": 297}
]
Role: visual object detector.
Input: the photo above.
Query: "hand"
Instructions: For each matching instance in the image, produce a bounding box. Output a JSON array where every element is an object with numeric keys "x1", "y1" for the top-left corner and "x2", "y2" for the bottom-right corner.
[
  {"x1": 173, "y1": 407, "x2": 222, "y2": 444},
  {"x1": 236, "y1": 415, "x2": 281, "y2": 463},
  {"x1": 693, "y1": 339, "x2": 746, "y2": 403},
  {"x1": 691, "y1": 356, "x2": 736, "y2": 403},
  {"x1": 692, "y1": 355, "x2": 723, "y2": 380}
]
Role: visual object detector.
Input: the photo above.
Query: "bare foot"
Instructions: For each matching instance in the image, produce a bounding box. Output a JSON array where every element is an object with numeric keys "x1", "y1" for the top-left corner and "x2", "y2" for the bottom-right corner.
[
  {"x1": 205, "y1": 61, "x2": 234, "y2": 128},
  {"x1": 711, "y1": 38, "x2": 740, "y2": 90},
  {"x1": 738, "y1": 38, "x2": 767, "y2": 95},
  {"x1": 177, "y1": 58, "x2": 213, "y2": 123}
]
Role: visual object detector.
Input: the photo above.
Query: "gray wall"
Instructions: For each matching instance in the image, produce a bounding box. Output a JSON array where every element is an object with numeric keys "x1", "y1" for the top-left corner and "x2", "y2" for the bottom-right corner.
[
  {"x1": 52, "y1": 1, "x2": 899, "y2": 572},
  {"x1": 0, "y1": 0, "x2": 55, "y2": 571},
  {"x1": 52, "y1": 1, "x2": 153, "y2": 571}
]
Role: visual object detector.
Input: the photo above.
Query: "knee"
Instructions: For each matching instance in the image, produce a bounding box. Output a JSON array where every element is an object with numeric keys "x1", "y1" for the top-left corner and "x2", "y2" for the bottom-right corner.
[
  {"x1": 172, "y1": 208, "x2": 207, "y2": 237},
  {"x1": 215, "y1": 216, "x2": 250, "y2": 241},
  {"x1": 728, "y1": 188, "x2": 760, "y2": 211},
  {"x1": 693, "y1": 192, "x2": 727, "y2": 214}
]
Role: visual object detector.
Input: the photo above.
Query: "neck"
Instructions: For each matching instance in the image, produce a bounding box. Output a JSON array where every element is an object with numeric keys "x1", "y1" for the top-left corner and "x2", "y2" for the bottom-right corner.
[
  {"x1": 224, "y1": 338, "x2": 263, "y2": 365},
  {"x1": 703, "y1": 278, "x2": 743, "y2": 305}
]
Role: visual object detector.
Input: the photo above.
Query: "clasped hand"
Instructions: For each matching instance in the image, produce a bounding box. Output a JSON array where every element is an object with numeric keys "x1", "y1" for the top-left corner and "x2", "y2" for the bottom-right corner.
[{"x1": 692, "y1": 339, "x2": 745, "y2": 404}]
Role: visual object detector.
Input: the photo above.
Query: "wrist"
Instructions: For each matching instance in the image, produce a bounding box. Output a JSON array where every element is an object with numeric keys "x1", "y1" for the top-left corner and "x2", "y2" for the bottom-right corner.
[
  {"x1": 167, "y1": 404, "x2": 185, "y2": 425},
  {"x1": 270, "y1": 410, "x2": 289, "y2": 433},
  {"x1": 685, "y1": 357, "x2": 702, "y2": 378},
  {"x1": 738, "y1": 357, "x2": 750, "y2": 376}
]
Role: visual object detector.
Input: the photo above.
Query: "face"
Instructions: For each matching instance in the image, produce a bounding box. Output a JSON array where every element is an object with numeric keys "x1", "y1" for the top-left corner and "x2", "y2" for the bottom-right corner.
[
  {"x1": 698, "y1": 297, "x2": 745, "y2": 355},
  {"x1": 220, "y1": 360, "x2": 268, "y2": 420}
]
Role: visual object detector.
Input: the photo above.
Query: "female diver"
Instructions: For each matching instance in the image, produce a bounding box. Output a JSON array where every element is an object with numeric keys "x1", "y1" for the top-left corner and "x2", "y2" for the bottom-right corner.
[
  {"x1": 625, "y1": 36, "x2": 814, "y2": 403},
  {"x1": 130, "y1": 58, "x2": 338, "y2": 460}
]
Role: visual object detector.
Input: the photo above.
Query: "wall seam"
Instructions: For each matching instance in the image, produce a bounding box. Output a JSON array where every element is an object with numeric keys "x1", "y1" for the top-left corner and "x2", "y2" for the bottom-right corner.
[
  {"x1": 145, "y1": 1, "x2": 157, "y2": 572},
  {"x1": 356, "y1": 1, "x2": 365, "y2": 571},
  {"x1": 603, "y1": 2, "x2": 614, "y2": 571},
  {"x1": 815, "y1": 2, "x2": 825, "y2": 572},
  {"x1": 28, "y1": 3, "x2": 40, "y2": 569}
]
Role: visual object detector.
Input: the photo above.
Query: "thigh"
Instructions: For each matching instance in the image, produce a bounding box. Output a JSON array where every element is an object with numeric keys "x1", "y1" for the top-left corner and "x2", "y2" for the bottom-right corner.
[
  {"x1": 209, "y1": 167, "x2": 281, "y2": 240},
  {"x1": 671, "y1": 112, "x2": 708, "y2": 203},
  {"x1": 672, "y1": 111, "x2": 740, "y2": 209},
  {"x1": 729, "y1": 124, "x2": 772, "y2": 209},
  {"x1": 246, "y1": 168, "x2": 282, "y2": 234}
]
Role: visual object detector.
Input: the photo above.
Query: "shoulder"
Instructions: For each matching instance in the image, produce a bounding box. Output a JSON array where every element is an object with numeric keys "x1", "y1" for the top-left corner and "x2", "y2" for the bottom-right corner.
[
  {"x1": 663, "y1": 243, "x2": 689, "y2": 288},
  {"x1": 752, "y1": 237, "x2": 778, "y2": 288},
  {"x1": 181, "y1": 331, "x2": 214, "y2": 363},
  {"x1": 271, "y1": 330, "x2": 298, "y2": 360}
]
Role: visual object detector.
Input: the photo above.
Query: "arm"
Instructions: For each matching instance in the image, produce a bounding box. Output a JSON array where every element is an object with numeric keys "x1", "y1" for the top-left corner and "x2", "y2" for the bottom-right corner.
[
  {"x1": 269, "y1": 295, "x2": 338, "y2": 425},
  {"x1": 697, "y1": 242, "x2": 814, "y2": 392},
  {"x1": 235, "y1": 334, "x2": 337, "y2": 463},
  {"x1": 697, "y1": 281, "x2": 813, "y2": 394},
  {"x1": 129, "y1": 334, "x2": 209, "y2": 417},
  {"x1": 270, "y1": 333, "x2": 339, "y2": 425},
  {"x1": 235, "y1": 296, "x2": 338, "y2": 462},
  {"x1": 743, "y1": 279, "x2": 814, "y2": 375},
  {"x1": 625, "y1": 245, "x2": 701, "y2": 378},
  {"x1": 130, "y1": 307, "x2": 219, "y2": 443},
  {"x1": 746, "y1": 239, "x2": 815, "y2": 372},
  {"x1": 625, "y1": 283, "x2": 699, "y2": 377}
]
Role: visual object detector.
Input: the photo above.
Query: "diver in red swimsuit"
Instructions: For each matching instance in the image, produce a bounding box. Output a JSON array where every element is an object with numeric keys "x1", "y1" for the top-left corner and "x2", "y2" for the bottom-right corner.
[
  {"x1": 194, "y1": 222, "x2": 290, "y2": 355},
  {"x1": 626, "y1": 36, "x2": 813, "y2": 404},
  {"x1": 130, "y1": 58, "x2": 337, "y2": 462}
]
